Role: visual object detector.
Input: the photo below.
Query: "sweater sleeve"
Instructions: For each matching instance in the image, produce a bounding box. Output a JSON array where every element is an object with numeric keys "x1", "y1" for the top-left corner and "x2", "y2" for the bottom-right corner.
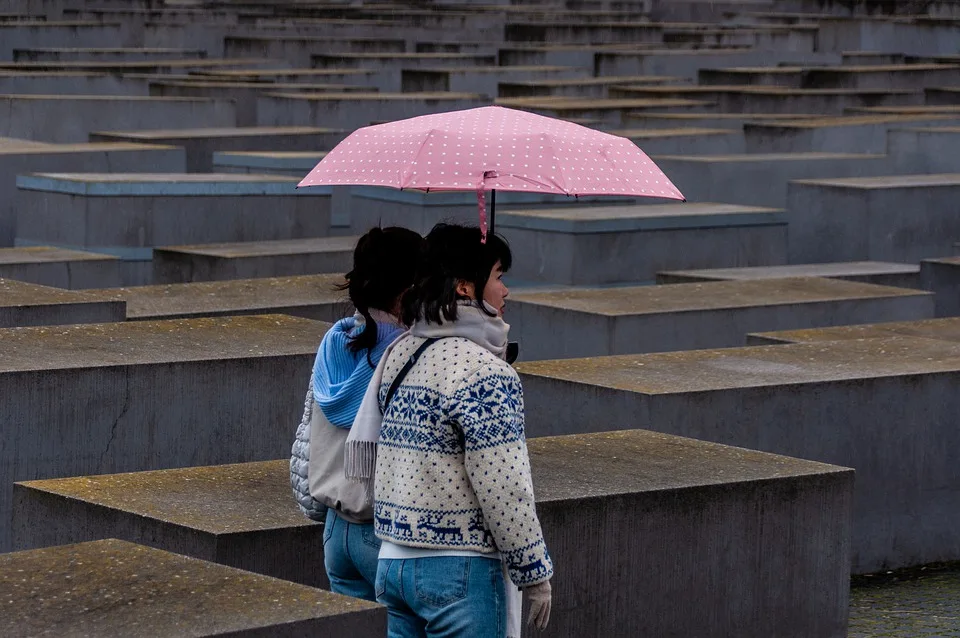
[{"x1": 448, "y1": 363, "x2": 554, "y2": 588}]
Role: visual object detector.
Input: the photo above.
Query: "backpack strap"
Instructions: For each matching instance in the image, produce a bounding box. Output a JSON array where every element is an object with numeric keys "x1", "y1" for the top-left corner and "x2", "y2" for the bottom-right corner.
[{"x1": 381, "y1": 337, "x2": 440, "y2": 415}]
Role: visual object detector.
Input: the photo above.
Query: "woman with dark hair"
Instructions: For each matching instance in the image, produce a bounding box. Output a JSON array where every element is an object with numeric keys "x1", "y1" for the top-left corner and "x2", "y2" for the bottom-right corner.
[
  {"x1": 346, "y1": 223, "x2": 554, "y2": 637},
  {"x1": 290, "y1": 226, "x2": 426, "y2": 601}
]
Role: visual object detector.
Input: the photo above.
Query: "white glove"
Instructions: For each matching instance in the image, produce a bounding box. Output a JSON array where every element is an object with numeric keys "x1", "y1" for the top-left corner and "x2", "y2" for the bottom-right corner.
[{"x1": 524, "y1": 579, "x2": 552, "y2": 631}]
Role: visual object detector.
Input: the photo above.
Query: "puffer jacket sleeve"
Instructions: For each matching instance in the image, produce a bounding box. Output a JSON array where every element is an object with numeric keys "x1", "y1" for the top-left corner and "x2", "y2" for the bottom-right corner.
[
  {"x1": 290, "y1": 380, "x2": 327, "y2": 522},
  {"x1": 448, "y1": 362, "x2": 554, "y2": 588}
]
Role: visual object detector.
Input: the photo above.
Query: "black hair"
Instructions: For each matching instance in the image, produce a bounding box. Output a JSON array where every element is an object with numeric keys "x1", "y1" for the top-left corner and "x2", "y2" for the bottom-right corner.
[
  {"x1": 401, "y1": 223, "x2": 512, "y2": 326},
  {"x1": 338, "y1": 226, "x2": 425, "y2": 358}
]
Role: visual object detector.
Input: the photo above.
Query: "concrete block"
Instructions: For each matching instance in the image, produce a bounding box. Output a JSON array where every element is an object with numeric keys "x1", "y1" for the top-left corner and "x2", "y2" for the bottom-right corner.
[
  {"x1": 14, "y1": 462, "x2": 327, "y2": 588},
  {"x1": 801, "y1": 63, "x2": 960, "y2": 90},
  {"x1": 595, "y1": 49, "x2": 840, "y2": 81},
  {"x1": 497, "y1": 75, "x2": 684, "y2": 99},
  {"x1": 0, "y1": 70, "x2": 151, "y2": 95},
  {"x1": 508, "y1": 277, "x2": 934, "y2": 360},
  {"x1": 339, "y1": 185, "x2": 640, "y2": 236},
  {"x1": 191, "y1": 68, "x2": 380, "y2": 86},
  {"x1": 887, "y1": 126, "x2": 960, "y2": 173},
  {"x1": 698, "y1": 65, "x2": 804, "y2": 88},
  {"x1": 0, "y1": 143, "x2": 186, "y2": 246},
  {"x1": 500, "y1": 203, "x2": 787, "y2": 286},
  {"x1": 505, "y1": 21, "x2": 664, "y2": 45},
  {"x1": 153, "y1": 237, "x2": 354, "y2": 284},
  {"x1": 13, "y1": 46, "x2": 207, "y2": 62},
  {"x1": 15, "y1": 173, "x2": 333, "y2": 265},
  {"x1": 925, "y1": 86, "x2": 960, "y2": 105},
  {"x1": 0, "y1": 313, "x2": 329, "y2": 551},
  {"x1": 624, "y1": 111, "x2": 822, "y2": 130},
  {"x1": 747, "y1": 316, "x2": 960, "y2": 345},
  {"x1": 0, "y1": 246, "x2": 122, "y2": 289},
  {"x1": 0, "y1": 539, "x2": 384, "y2": 636},
  {"x1": 744, "y1": 115, "x2": 960, "y2": 154},
  {"x1": 515, "y1": 335, "x2": 960, "y2": 572},
  {"x1": 786, "y1": 174, "x2": 960, "y2": 264},
  {"x1": 611, "y1": 127, "x2": 746, "y2": 154},
  {"x1": 400, "y1": 65, "x2": 583, "y2": 98},
  {"x1": 712, "y1": 88, "x2": 924, "y2": 116},
  {"x1": 0, "y1": 94, "x2": 237, "y2": 143},
  {"x1": 86, "y1": 274, "x2": 346, "y2": 321},
  {"x1": 0, "y1": 278, "x2": 125, "y2": 326},
  {"x1": 224, "y1": 35, "x2": 406, "y2": 67},
  {"x1": 0, "y1": 21, "x2": 129, "y2": 60},
  {"x1": 920, "y1": 257, "x2": 960, "y2": 317},
  {"x1": 212, "y1": 151, "x2": 326, "y2": 177},
  {"x1": 12, "y1": 433, "x2": 854, "y2": 638},
  {"x1": 256, "y1": 92, "x2": 489, "y2": 131},
  {"x1": 658, "y1": 261, "x2": 920, "y2": 288},
  {"x1": 89, "y1": 127, "x2": 344, "y2": 172},
  {"x1": 311, "y1": 53, "x2": 497, "y2": 91},
  {"x1": 495, "y1": 97, "x2": 713, "y2": 128},
  {"x1": 652, "y1": 152, "x2": 892, "y2": 210}
]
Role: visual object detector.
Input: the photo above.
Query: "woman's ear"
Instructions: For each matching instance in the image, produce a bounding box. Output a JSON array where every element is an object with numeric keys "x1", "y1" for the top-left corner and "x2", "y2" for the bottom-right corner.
[{"x1": 455, "y1": 279, "x2": 475, "y2": 299}]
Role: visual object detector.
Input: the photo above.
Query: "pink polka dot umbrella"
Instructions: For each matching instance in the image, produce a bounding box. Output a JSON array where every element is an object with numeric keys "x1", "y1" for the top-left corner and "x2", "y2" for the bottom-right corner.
[{"x1": 298, "y1": 105, "x2": 685, "y2": 239}]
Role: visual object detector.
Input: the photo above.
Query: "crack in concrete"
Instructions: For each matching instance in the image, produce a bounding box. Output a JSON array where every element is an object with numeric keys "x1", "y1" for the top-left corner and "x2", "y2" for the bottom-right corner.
[{"x1": 98, "y1": 369, "x2": 131, "y2": 473}]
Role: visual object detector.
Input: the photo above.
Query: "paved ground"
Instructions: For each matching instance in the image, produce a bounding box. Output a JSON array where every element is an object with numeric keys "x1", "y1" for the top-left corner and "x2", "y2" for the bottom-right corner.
[{"x1": 849, "y1": 564, "x2": 960, "y2": 637}]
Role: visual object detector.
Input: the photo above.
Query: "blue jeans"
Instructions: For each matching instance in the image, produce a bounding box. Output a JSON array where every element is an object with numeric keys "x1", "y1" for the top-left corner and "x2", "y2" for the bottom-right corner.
[
  {"x1": 323, "y1": 509, "x2": 381, "y2": 601},
  {"x1": 375, "y1": 556, "x2": 505, "y2": 638}
]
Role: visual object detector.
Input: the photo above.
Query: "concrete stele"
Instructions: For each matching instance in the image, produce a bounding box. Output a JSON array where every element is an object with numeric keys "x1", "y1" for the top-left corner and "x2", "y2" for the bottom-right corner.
[
  {"x1": 0, "y1": 277, "x2": 125, "y2": 326},
  {"x1": 747, "y1": 316, "x2": 960, "y2": 345}
]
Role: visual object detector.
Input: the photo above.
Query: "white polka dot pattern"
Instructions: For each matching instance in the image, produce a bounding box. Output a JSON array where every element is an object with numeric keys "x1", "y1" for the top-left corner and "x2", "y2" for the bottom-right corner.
[{"x1": 298, "y1": 105, "x2": 684, "y2": 201}]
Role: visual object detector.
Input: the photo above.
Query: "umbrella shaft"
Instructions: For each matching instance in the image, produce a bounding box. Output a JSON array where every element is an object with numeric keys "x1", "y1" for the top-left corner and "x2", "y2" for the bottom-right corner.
[{"x1": 490, "y1": 189, "x2": 496, "y2": 235}]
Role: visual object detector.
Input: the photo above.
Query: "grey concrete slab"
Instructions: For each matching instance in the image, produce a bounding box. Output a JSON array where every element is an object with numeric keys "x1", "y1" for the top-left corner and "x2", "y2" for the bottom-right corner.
[
  {"x1": 786, "y1": 174, "x2": 960, "y2": 264},
  {"x1": 747, "y1": 316, "x2": 960, "y2": 345},
  {"x1": 400, "y1": 65, "x2": 583, "y2": 97},
  {"x1": 14, "y1": 462, "x2": 327, "y2": 588},
  {"x1": 190, "y1": 67, "x2": 380, "y2": 86},
  {"x1": 498, "y1": 43, "x2": 634, "y2": 70},
  {"x1": 920, "y1": 257, "x2": 960, "y2": 317},
  {"x1": 887, "y1": 126, "x2": 960, "y2": 173},
  {"x1": 505, "y1": 20, "x2": 664, "y2": 44},
  {"x1": 0, "y1": 70, "x2": 151, "y2": 95},
  {"x1": 508, "y1": 277, "x2": 933, "y2": 360},
  {"x1": 224, "y1": 35, "x2": 406, "y2": 67},
  {"x1": 925, "y1": 86, "x2": 960, "y2": 105},
  {"x1": 0, "y1": 539, "x2": 384, "y2": 636},
  {"x1": 841, "y1": 52, "x2": 905, "y2": 66},
  {"x1": 338, "y1": 185, "x2": 641, "y2": 236},
  {"x1": 658, "y1": 261, "x2": 920, "y2": 288},
  {"x1": 86, "y1": 274, "x2": 346, "y2": 321},
  {"x1": 651, "y1": 152, "x2": 892, "y2": 210},
  {"x1": 847, "y1": 104, "x2": 960, "y2": 116},
  {"x1": 147, "y1": 80, "x2": 370, "y2": 127},
  {"x1": 515, "y1": 335, "x2": 960, "y2": 573},
  {"x1": 816, "y1": 17, "x2": 960, "y2": 58},
  {"x1": 661, "y1": 25, "x2": 817, "y2": 51},
  {"x1": 311, "y1": 53, "x2": 497, "y2": 91},
  {"x1": 0, "y1": 313, "x2": 329, "y2": 551},
  {"x1": 0, "y1": 143, "x2": 186, "y2": 246},
  {"x1": 15, "y1": 173, "x2": 333, "y2": 263},
  {"x1": 0, "y1": 94, "x2": 237, "y2": 143},
  {"x1": 624, "y1": 111, "x2": 822, "y2": 130},
  {"x1": 611, "y1": 127, "x2": 746, "y2": 154},
  {"x1": 0, "y1": 21, "x2": 129, "y2": 60},
  {"x1": 698, "y1": 65, "x2": 804, "y2": 88},
  {"x1": 89, "y1": 127, "x2": 344, "y2": 172},
  {"x1": 744, "y1": 114, "x2": 960, "y2": 153},
  {"x1": 0, "y1": 246, "x2": 122, "y2": 289},
  {"x1": 257, "y1": 91, "x2": 489, "y2": 132},
  {"x1": 709, "y1": 87, "x2": 925, "y2": 116},
  {"x1": 12, "y1": 435, "x2": 854, "y2": 638},
  {"x1": 495, "y1": 96, "x2": 713, "y2": 127},
  {"x1": 500, "y1": 203, "x2": 787, "y2": 286},
  {"x1": 153, "y1": 237, "x2": 354, "y2": 283},
  {"x1": 0, "y1": 57, "x2": 288, "y2": 74},
  {"x1": 801, "y1": 63, "x2": 960, "y2": 90},
  {"x1": 595, "y1": 49, "x2": 841, "y2": 81},
  {"x1": 0, "y1": 278, "x2": 125, "y2": 326},
  {"x1": 13, "y1": 46, "x2": 207, "y2": 62},
  {"x1": 497, "y1": 74, "x2": 684, "y2": 99},
  {"x1": 212, "y1": 151, "x2": 326, "y2": 176}
]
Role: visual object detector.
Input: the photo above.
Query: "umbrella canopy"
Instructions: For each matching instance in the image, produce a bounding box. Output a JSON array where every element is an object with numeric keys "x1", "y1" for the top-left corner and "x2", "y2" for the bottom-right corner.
[{"x1": 298, "y1": 105, "x2": 684, "y2": 235}]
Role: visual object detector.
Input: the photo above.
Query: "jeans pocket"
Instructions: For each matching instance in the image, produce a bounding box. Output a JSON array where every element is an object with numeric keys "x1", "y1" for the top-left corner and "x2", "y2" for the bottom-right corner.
[
  {"x1": 360, "y1": 523, "x2": 381, "y2": 550},
  {"x1": 375, "y1": 561, "x2": 387, "y2": 601},
  {"x1": 415, "y1": 557, "x2": 470, "y2": 607},
  {"x1": 322, "y1": 509, "x2": 335, "y2": 545}
]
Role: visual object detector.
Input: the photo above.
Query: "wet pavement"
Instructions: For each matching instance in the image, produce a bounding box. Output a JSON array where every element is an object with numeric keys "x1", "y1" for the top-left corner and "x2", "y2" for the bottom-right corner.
[{"x1": 849, "y1": 564, "x2": 960, "y2": 637}]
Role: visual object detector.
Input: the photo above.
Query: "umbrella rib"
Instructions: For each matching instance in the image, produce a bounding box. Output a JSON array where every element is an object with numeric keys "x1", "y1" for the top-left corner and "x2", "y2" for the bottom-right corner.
[{"x1": 399, "y1": 128, "x2": 438, "y2": 189}]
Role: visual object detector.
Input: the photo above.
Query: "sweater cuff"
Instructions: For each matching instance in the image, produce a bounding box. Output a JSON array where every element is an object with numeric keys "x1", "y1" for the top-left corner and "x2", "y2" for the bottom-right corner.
[{"x1": 504, "y1": 541, "x2": 554, "y2": 587}]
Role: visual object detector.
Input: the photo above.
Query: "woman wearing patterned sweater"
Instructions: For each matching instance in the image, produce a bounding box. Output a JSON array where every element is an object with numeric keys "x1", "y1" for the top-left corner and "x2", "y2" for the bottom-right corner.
[{"x1": 346, "y1": 223, "x2": 553, "y2": 637}]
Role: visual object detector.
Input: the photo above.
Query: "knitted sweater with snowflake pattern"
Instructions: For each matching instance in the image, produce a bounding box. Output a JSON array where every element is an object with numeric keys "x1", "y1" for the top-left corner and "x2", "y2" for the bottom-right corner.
[{"x1": 373, "y1": 335, "x2": 553, "y2": 588}]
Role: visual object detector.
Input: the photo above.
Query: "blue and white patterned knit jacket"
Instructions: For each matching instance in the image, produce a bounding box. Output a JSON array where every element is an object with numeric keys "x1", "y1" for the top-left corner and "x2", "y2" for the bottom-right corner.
[{"x1": 373, "y1": 335, "x2": 554, "y2": 588}]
